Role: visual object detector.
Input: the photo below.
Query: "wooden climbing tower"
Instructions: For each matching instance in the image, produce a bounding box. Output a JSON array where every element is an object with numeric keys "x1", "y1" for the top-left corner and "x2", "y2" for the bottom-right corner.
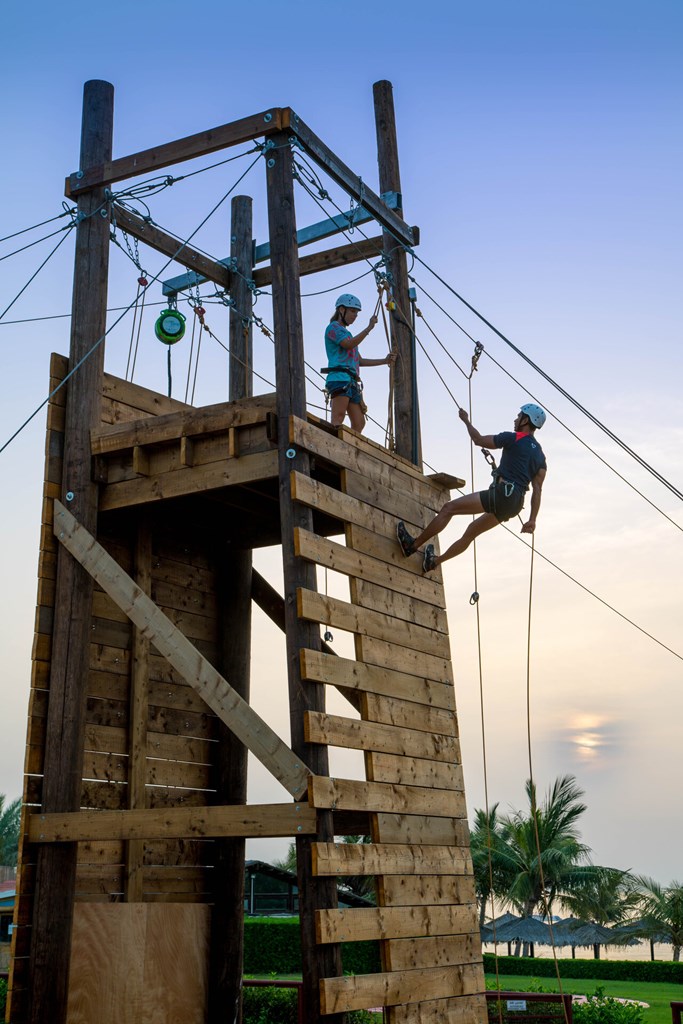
[{"x1": 8, "y1": 80, "x2": 487, "y2": 1023}]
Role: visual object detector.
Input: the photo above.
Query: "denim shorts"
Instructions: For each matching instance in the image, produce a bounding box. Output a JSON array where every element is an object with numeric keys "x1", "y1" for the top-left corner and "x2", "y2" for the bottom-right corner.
[
  {"x1": 327, "y1": 380, "x2": 363, "y2": 404},
  {"x1": 480, "y1": 477, "x2": 525, "y2": 523}
]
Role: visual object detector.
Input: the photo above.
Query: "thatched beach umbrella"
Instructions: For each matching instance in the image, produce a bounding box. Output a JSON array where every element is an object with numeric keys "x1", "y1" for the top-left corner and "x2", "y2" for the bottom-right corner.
[
  {"x1": 553, "y1": 917, "x2": 638, "y2": 959},
  {"x1": 491, "y1": 915, "x2": 554, "y2": 957}
]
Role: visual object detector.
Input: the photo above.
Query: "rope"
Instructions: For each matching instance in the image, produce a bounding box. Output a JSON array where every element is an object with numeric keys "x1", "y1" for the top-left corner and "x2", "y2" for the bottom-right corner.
[
  {"x1": 524, "y1": 537, "x2": 570, "y2": 1024},
  {"x1": 0, "y1": 223, "x2": 76, "y2": 323},
  {"x1": 374, "y1": 286, "x2": 396, "y2": 449},
  {"x1": 184, "y1": 302, "x2": 199, "y2": 404},
  {"x1": 0, "y1": 151, "x2": 263, "y2": 455},
  {"x1": 125, "y1": 275, "x2": 148, "y2": 382}
]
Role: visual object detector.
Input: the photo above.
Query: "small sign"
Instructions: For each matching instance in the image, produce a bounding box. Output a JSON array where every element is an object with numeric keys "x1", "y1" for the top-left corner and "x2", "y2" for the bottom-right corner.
[{"x1": 506, "y1": 1000, "x2": 528, "y2": 1012}]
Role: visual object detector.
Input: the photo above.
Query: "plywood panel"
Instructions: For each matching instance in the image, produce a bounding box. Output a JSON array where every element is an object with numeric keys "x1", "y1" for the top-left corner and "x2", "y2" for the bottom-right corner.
[{"x1": 66, "y1": 903, "x2": 209, "y2": 1024}]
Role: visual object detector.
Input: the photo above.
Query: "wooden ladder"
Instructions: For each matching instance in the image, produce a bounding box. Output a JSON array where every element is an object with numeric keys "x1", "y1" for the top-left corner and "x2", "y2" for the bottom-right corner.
[{"x1": 291, "y1": 416, "x2": 488, "y2": 1022}]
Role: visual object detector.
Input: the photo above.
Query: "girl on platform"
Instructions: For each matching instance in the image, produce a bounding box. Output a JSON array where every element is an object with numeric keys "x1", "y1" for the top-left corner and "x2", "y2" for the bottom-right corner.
[{"x1": 323, "y1": 293, "x2": 396, "y2": 433}]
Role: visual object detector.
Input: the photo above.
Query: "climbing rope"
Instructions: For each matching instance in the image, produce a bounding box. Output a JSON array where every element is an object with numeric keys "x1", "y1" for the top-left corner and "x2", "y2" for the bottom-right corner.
[{"x1": 125, "y1": 274, "x2": 149, "y2": 382}]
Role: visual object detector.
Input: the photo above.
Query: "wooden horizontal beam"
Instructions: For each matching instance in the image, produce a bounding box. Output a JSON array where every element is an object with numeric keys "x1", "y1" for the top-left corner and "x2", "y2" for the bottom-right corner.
[
  {"x1": 320, "y1": 963, "x2": 483, "y2": 1014},
  {"x1": 53, "y1": 500, "x2": 310, "y2": 798},
  {"x1": 112, "y1": 205, "x2": 232, "y2": 290},
  {"x1": 27, "y1": 803, "x2": 316, "y2": 843},
  {"x1": 315, "y1": 904, "x2": 478, "y2": 944},
  {"x1": 309, "y1": 777, "x2": 466, "y2": 819},
  {"x1": 286, "y1": 109, "x2": 416, "y2": 248},
  {"x1": 66, "y1": 108, "x2": 284, "y2": 196},
  {"x1": 252, "y1": 233, "x2": 400, "y2": 289},
  {"x1": 91, "y1": 393, "x2": 276, "y2": 456}
]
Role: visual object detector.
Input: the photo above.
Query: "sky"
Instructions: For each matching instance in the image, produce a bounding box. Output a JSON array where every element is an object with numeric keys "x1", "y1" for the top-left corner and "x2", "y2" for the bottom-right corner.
[{"x1": 0, "y1": 0, "x2": 681, "y2": 887}]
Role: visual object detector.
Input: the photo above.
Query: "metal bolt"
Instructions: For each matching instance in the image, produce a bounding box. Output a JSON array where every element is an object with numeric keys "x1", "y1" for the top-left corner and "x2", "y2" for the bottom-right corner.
[
  {"x1": 264, "y1": 112, "x2": 273, "y2": 123},
  {"x1": 267, "y1": 158, "x2": 276, "y2": 168},
  {"x1": 76, "y1": 171, "x2": 84, "y2": 180},
  {"x1": 297, "y1": 825, "x2": 302, "y2": 832},
  {"x1": 285, "y1": 448, "x2": 296, "y2": 459},
  {"x1": 65, "y1": 491, "x2": 74, "y2": 502}
]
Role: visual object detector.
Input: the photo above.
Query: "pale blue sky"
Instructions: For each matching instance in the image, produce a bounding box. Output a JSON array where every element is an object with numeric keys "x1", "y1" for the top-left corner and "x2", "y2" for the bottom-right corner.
[{"x1": 1, "y1": 0, "x2": 681, "y2": 885}]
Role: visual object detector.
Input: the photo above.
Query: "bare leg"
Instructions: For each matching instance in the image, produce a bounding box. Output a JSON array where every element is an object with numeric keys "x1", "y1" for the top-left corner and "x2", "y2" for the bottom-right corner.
[
  {"x1": 434, "y1": 512, "x2": 499, "y2": 566},
  {"x1": 330, "y1": 395, "x2": 350, "y2": 427},
  {"x1": 346, "y1": 402, "x2": 366, "y2": 433},
  {"x1": 411, "y1": 492, "x2": 486, "y2": 549}
]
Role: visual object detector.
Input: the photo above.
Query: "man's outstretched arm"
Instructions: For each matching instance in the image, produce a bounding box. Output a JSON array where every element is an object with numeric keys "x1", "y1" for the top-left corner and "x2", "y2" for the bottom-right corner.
[
  {"x1": 458, "y1": 408, "x2": 497, "y2": 448},
  {"x1": 521, "y1": 467, "x2": 546, "y2": 534}
]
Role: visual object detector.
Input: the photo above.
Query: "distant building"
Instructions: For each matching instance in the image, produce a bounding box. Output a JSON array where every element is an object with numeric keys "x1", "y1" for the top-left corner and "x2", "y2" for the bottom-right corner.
[
  {"x1": 0, "y1": 880, "x2": 16, "y2": 973},
  {"x1": 245, "y1": 860, "x2": 373, "y2": 916}
]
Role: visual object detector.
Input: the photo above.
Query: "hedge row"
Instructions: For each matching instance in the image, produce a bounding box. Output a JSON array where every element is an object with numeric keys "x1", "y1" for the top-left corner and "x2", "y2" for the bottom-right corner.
[
  {"x1": 244, "y1": 918, "x2": 381, "y2": 975},
  {"x1": 484, "y1": 953, "x2": 683, "y2": 984}
]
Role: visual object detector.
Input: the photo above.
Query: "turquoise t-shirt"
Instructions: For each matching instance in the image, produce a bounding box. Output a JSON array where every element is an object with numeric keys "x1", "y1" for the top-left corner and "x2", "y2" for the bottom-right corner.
[{"x1": 324, "y1": 322, "x2": 360, "y2": 388}]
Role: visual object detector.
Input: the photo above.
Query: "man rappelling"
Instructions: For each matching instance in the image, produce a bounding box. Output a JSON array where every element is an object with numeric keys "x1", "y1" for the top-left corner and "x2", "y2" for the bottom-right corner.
[{"x1": 397, "y1": 404, "x2": 548, "y2": 573}]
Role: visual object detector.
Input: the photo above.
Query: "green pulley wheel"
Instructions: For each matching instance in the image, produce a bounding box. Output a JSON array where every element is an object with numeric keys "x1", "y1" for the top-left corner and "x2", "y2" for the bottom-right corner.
[{"x1": 155, "y1": 309, "x2": 186, "y2": 345}]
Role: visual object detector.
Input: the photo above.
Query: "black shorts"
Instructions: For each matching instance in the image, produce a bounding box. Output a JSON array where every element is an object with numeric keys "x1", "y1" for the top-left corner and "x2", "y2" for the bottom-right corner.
[{"x1": 480, "y1": 477, "x2": 525, "y2": 523}]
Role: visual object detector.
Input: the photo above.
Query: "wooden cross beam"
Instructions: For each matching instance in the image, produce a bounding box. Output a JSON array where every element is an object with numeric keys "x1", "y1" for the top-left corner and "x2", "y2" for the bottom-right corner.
[{"x1": 52, "y1": 500, "x2": 311, "y2": 799}]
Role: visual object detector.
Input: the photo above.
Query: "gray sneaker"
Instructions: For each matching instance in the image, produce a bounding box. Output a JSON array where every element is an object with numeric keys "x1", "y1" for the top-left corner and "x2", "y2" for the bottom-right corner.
[
  {"x1": 422, "y1": 544, "x2": 437, "y2": 573},
  {"x1": 396, "y1": 521, "x2": 415, "y2": 557}
]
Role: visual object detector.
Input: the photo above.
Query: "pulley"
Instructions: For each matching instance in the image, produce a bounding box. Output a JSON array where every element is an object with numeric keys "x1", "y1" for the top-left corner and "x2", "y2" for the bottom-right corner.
[{"x1": 155, "y1": 308, "x2": 186, "y2": 345}]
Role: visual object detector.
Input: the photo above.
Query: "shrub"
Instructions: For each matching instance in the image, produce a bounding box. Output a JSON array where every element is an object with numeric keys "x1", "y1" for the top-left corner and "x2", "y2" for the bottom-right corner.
[
  {"x1": 483, "y1": 953, "x2": 683, "y2": 984},
  {"x1": 572, "y1": 987, "x2": 645, "y2": 1024},
  {"x1": 242, "y1": 986, "x2": 373, "y2": 1023},
  {"x1": 0, "y1": 976, "x2": 6, "y2": 1019},
  {"x1": 243, "y1": 917, "x2": 381, "y2": 975}
]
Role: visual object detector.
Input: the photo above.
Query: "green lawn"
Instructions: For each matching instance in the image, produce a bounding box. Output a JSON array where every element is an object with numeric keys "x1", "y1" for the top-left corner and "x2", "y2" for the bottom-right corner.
[{"x1": 489, "y1": 973, "x2": 681, "y2": 1024}]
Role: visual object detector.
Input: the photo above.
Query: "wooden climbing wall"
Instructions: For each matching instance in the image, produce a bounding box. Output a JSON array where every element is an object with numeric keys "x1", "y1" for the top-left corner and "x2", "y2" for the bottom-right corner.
[{"x1": 290, "y1": 417, "x2": 487, "y2": 1022}]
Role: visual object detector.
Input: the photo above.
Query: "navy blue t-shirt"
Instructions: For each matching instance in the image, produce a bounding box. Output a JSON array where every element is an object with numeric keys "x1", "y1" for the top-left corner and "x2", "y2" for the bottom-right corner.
[{"x1": 493, "y1": 431, "x2": 547, "y2": 491}]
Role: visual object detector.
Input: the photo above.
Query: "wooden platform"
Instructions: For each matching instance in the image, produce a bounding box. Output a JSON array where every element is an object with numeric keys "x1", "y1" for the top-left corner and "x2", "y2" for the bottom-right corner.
[{"x1": 8, "y1": 356, "x2": 486, "y2": 1023}]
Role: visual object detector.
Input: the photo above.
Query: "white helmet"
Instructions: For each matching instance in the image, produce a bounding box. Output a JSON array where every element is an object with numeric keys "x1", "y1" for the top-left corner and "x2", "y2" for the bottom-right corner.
[
  {"x1": 520, "y1": 403, "x2": 546, "y2": 429},
  {"x1": 335, "y1": 293, "x2": 362, "y2": 311}
]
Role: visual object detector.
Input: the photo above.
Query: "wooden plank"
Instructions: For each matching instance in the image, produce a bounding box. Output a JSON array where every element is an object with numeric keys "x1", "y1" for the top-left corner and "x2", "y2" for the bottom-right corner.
[
  {"x1": 53, "y1": 501, "x2": 310, "y2": 798},
  {"x1": 91, "y1": 393, "x2": 275, "y2": 454},
  {"x1": 101, "y1": 371, "x2": 189, "y2": 418},
  {"x1": 310, "y1": 777, "x2": 465, "y2": 817},
  {"x1": 343, "y1": 467, "x2": 433, "y2": 529},
  {"x1": 356, "y1": 635, "x2": 453, "y2": 685},
  {"x1": 378, "y1": 875, "x2": 476, "y2": 907},
  {"x1": 361, "y1": 695, "x2": 457, "y2": 737},
  {"x1": 319, "y1": 962, "x2": 484, "y2": 1013},
  {"x1": 316, "y1": 904, "x2": 477, "y2": 944},
  {"x1": 27, "y1": 803, "x2": 316, "y2": 843},
  {"x1": 384, "y1": 933, "x2": 481, "y2": 972},
  {"x1": 350, "y1": 577, "x2": 449, "y2": 635},
  {"x1": 253, "y1": 233, "x2": 396, "y2": 288},
  {"x1": 300, "y1": 650, "x2": 454, "y2": 711},
  {"x1": 290, "y1": 417, "x2": 441, "y2": 509},
  {"x1": 294, "y1": 529, "x2": 443, "y2": 607},
  {"x1": 305, "y1": 712, "x2": 458, "y2": 763},
  {"x1": 313, "y1": 841, "x2": 471, "y2": 878},
  {"x1": 288, "y1": 112, "x2": 415, "y2": 247},
  {"x1": 66, "y1": 108, "x2": 284, "y2": 195},
  {"x1": 347, "y1": 523, "x2": 442, "y2": 584},
  {"x1": 374, "y1": 811, "x2": 475, "y2": 843},
  {"x1": 291, "y1": 470, "x2": 414, "y2": 535},
  {"x1": 99, "y1": 448, "x2": 279, "y2": 510},
  {"x1": 366, "y1": 755, "x2": 462, "y2": 791},
  {"x1": 297, "y1": 588, "x2": 450, "y2": 660},
  {"x1": 390, "y1": 993, "x2": 487, "y2": 1024},
  {"x1": 112, "y1": 204, "x2": 232, "y2": 291}
]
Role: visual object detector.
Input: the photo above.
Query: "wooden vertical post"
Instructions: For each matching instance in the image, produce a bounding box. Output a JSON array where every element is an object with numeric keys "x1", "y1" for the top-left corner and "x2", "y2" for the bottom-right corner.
[
  {"x1": 229, "y1": 195, "x2": 254, "y2": 401},
  {"x1": 207, "y1": 196, "x2": 254, "y2": 1024},
  {"x1": 265, "y1": 132, "x2": 344, "y2": 1024},
  {"x1": 28, "y1": 79, "x2": 114, "y2": 1024},
  {"x1": 124, "y1": 521, "x2": 151, "y2": 902},
  {"x1": 373, "y1": 79, "x2": 421, "y2": 467}
]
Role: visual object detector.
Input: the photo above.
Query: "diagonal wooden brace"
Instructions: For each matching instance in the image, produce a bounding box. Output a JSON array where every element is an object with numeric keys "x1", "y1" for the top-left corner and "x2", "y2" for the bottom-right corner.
[{"x1": 52, "y1": 499, "x2": 311, "y2": 799}]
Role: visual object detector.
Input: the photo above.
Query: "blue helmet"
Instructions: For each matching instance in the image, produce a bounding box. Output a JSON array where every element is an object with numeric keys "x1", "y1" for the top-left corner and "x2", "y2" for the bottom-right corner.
[
  {"x1": 520, "y1": 403, "x2": 546, "y2": 429},
  {"x1": 335, "y1": 293, "x2": 362, "y2": 311}
]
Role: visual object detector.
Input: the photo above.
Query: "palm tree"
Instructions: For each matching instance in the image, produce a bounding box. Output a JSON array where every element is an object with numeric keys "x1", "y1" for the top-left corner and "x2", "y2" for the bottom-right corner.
[
  {"x1": 498, "y1": 775, "x2": 595, "y2": 954},
  {"x1": 561, "y1": 866, "x2": 639, "y2": 958},
  {"x1": 470, "y1": 803, "x2": 515, "y2": 927},
  {"x1": 634, "y1": 878, "x2": 683, "y2": 961},
  {"x1": 0, "y1": 796, "x2": 21, "y2": 867}
]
